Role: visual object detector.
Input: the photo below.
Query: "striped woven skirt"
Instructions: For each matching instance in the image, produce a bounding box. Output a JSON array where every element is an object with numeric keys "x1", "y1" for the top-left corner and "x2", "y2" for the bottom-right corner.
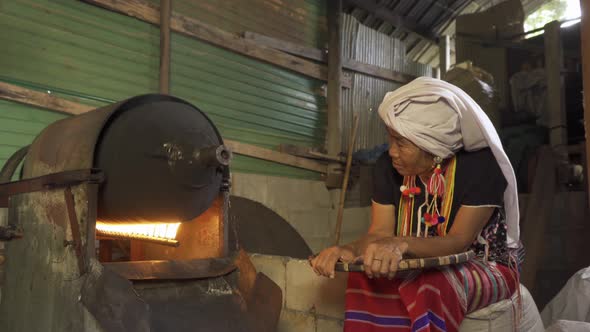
[{"x1": 344, "y1": 260, "x2": 518, "y2": 332}]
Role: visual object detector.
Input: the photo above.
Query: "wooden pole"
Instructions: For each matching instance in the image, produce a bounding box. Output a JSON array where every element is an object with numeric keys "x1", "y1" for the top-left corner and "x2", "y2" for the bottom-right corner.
[
  {"x1": 521, "y1": 147, "x2": 556, "y2": 294},
  {"x1": 326, "y1": 0, "x2": 342, "y2": 156},
  {"x1": 544, "y1": 21, "x2": 568, "y2": 148},
  {"x1": 581, "y1": 0, "x2": 590, "y2": 206},
  {"x1": 334, "y1": 114, "x2": 359, "y2": 245},
  {"x1": 159, "y1": 0, "x2": 171, "y2": 94},
  {"x1": 439, "y1": 35, "x2": 451, "y2": 78}
]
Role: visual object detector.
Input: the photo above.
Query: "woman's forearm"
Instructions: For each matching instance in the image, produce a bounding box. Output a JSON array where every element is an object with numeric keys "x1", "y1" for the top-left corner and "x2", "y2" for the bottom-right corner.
[
  {"x1": 397, "y1": 234, "x2": 470, "y2": 258},
  {"x1": 343, "y1": 233, "x2": 390, "y2": 257}
]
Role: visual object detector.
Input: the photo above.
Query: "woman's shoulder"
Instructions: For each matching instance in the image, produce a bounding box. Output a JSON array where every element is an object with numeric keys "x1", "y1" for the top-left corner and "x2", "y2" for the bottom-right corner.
[
  {"x1": 456, "y1": 148, "x2": 500, "y2": 173},
  {"x1": 456, "y1": 147, "x2": 507, "y2": 189},
  {"x1": 457, "y1": 147, "x2": 496, "y2": 165}
]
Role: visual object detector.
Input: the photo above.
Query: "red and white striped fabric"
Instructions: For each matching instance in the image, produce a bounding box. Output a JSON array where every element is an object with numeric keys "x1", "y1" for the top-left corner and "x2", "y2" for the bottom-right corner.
[{"x1": 344, "y1": 260, "x2": 518, "y2": 332}]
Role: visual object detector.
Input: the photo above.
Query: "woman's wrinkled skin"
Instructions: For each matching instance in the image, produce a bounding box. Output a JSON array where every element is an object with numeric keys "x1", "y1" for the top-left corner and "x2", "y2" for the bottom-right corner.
[{"x1": 310, "y1": 128, "x2": 433, "y2": 279}]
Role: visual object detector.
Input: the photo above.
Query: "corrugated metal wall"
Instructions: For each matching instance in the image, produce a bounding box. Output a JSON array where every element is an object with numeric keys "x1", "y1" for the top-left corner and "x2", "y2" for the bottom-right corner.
[
  {"x1": 0, "y1": 100, "x2": 67, "y2": 168},
  {"x1": 341, "y1": 14, "x2": 433, "y2": 152},
  {"x1": 0, "y1": 0, "x2": 325, "y2": 178},
  {"x1": 163, "y1": 0, "x2": 327, "y2": 49}
]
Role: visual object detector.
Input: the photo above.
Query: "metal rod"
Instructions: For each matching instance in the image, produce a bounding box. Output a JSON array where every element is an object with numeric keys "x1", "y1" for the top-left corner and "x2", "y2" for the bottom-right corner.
[
  {"x1": 159, "y1": 0, "x2": 171, "y2": 94},
  {"x1": 64, "y1": 187, "x2": 86, "y2": 274},
  {"x1": 334, "y1": 114, "x2": 360, "y2": 245}
]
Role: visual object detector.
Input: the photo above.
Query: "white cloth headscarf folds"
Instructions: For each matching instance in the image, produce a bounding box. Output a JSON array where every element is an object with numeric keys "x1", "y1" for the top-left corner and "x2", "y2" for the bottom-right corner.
[{"x1": 378, "y1": 77, "x2": 520, "y2": 248}]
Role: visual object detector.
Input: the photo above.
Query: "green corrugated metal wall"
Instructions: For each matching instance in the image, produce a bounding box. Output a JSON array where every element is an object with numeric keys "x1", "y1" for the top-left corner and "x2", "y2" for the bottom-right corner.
[
  {"x1": 151, "y1": 0, "x2": 327, "y2": 49},
  {"x1": 0, "y1": 100, "x2": 67, "y2": 168},
  {"x1": 0, "y1": 0, "x2": 327, "y2": 178}
]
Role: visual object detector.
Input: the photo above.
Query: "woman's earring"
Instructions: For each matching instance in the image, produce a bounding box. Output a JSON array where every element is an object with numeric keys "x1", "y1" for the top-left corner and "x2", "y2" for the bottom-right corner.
[{"x1": 429, "y1": 156, "x2": 445, "y2": 199}]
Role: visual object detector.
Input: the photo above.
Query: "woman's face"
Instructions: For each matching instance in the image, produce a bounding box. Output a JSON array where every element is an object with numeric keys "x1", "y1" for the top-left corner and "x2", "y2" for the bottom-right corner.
[{"x1": 387, "y1": 128, "x2": 433, "y2": 177}]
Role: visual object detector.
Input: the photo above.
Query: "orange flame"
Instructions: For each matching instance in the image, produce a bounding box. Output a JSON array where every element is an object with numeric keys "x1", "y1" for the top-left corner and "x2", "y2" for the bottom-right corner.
[{"x1": 96, "y1": 221, "x2": 181, "y2": 246}]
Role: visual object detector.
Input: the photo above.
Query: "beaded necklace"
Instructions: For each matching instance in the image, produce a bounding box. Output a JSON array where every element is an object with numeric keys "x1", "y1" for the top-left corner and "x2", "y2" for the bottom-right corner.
[{"x1": 396, "y1": 156, "x2": 457, "y2": 237}]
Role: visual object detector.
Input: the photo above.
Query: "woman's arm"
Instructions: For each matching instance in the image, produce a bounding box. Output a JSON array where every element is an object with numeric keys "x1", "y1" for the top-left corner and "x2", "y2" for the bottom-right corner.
[
  {"x1": 310, "y1": 200, "x2": 396, "y2": 278},
  {"x1": 347, "y1": 201, "x2": 397, "y2": 255},
  {"x1": 364, "y1": 205, "x2": 494, "y2": 278},
  {"x1": 402, "y1": 205, "x2": 494, "y2": 256}
]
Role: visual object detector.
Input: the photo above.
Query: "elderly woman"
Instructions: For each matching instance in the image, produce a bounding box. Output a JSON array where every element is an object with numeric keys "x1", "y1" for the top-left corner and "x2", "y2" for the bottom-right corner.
[{"x1": 311, "y1": 77, "x2": 523, "y2": 332}]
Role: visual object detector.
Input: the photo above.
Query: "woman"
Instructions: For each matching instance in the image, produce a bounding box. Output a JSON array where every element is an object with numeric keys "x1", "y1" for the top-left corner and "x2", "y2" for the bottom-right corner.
[{"x1": 311, "y1": 77, "x2": 523, "y2": 332}]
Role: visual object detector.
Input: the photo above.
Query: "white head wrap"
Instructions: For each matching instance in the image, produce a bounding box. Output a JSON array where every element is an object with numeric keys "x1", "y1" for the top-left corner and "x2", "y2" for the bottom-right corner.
[{"x1": 378, "y1": 77, "x2": 520, "y2": 248}]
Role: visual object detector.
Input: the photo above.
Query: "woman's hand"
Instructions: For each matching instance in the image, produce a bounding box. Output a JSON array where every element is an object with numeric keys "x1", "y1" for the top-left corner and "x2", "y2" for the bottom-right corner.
[
  {"x1": 363, "y1": 237, "x2": 408, "y2": 279},
  {"x1": 310, "y1": 245, "x2": 356, "y2": 278}
]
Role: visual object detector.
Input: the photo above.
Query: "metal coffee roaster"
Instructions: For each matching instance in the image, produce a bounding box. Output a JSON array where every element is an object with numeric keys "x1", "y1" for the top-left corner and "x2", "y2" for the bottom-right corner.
[{"x1": 0, "y1": 95, "x2": 281, "y2": 331}]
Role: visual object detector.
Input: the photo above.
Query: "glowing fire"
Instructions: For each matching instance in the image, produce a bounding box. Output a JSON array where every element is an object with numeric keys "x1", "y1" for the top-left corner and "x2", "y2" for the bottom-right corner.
[{"x1": 96, "y1": 221, "x2": 181, "y2": 246}]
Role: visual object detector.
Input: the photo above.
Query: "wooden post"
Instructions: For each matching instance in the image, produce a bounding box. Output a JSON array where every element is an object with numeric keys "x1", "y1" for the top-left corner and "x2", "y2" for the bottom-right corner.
[
  {"x1": 326, "y1": 0, "x2": 342, "y2": 156},
  {"x1": 159, "y1": 0, "x2": 171, "y2": 94},
  {"x1": 439, "y1": 35, "x2": 451, "y2": 78},
  {"x1": 521, "y1": 147, "x2": 556, "y2": 294},
  {"x1": 544, "y1": 21, "x2": 568, "y2": 148},
  {"x1": 334, "y1": 115, "x2": 359, "y2": 245},
  {"x1": 581, "y1": 0, "x2": 590, "y2": 206}
]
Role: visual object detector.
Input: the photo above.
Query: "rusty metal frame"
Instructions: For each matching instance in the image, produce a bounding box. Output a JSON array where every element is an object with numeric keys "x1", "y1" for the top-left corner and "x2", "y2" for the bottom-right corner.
[
  {"x1": 64, "y1": 186, "x2": 86, "y2": 274},
  {"x1": 0, "y1": 169, "x2": 104, "y2": 207},
  {"x1": 103, "y1": 256, "x2": 237, "y2": 281}
]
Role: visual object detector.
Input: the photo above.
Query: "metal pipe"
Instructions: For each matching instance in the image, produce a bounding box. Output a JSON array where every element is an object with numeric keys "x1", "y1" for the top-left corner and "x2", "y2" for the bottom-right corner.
[{"x1": 193, "y1": 145, "x2": 232, "y2": 167}]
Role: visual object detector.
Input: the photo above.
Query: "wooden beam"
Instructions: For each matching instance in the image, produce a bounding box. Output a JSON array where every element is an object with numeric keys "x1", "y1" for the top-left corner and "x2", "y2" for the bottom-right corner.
[
  {"x1": 278, "y1": 144, "x2": 345, "y2": 163},
  {"x1": 224, "y1": 140, "x2": 327, "y2": 173},
  {"x1": 243, "y1": 31, "x2": 415, "y2": 83},
  {"x1": 0, "y1": 82, "x2": 92, "y2": 115},
  {"x1": 544, "y1": 21, "x2": 568, "y2": 148},
  {"x1": 159, "y1": 0, "x2": 171, "y2": 94},
  {"x1": 343, "y1": 58, "x2": 414, "y2": 83},
  {"x1": 581, "y1": 0, "x2": 590, "y2": 207},
  {"x1": 242, "y1": 31, "x2": 325, "y2": 62},
  {"x1": 439, "y1": 35, "x2": 451, "y2": 78},
  {"x1": 81, "y1": 0, "x2": 351, "y2": 88},
  {"x1": 457, "y1": 32, "x2": 581, "y2": 60},
  {"x1": 326, "y1": 0, "x2": 343, "y2": 155},
  {"x1": 344, "y1": 0, "x2": 438, "y2": 44},
  {"x1": 0, "y1": 82, "x2": 328, "y2": 173}
]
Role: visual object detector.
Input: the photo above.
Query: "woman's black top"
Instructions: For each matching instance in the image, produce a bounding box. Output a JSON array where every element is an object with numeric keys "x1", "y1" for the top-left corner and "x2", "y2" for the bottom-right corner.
[{"x1": 372, "y1": 148, "x2": 511, "y2": 263}]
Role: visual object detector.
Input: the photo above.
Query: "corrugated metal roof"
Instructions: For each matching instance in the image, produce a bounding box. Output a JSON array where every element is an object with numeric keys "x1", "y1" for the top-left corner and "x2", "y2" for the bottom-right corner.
[
  {"x1": 344, "y1": 0, "x2": 553, "y2": 67},
  {"x1": 0, "y1": 0, "x2": 326, "y2": 179}
]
